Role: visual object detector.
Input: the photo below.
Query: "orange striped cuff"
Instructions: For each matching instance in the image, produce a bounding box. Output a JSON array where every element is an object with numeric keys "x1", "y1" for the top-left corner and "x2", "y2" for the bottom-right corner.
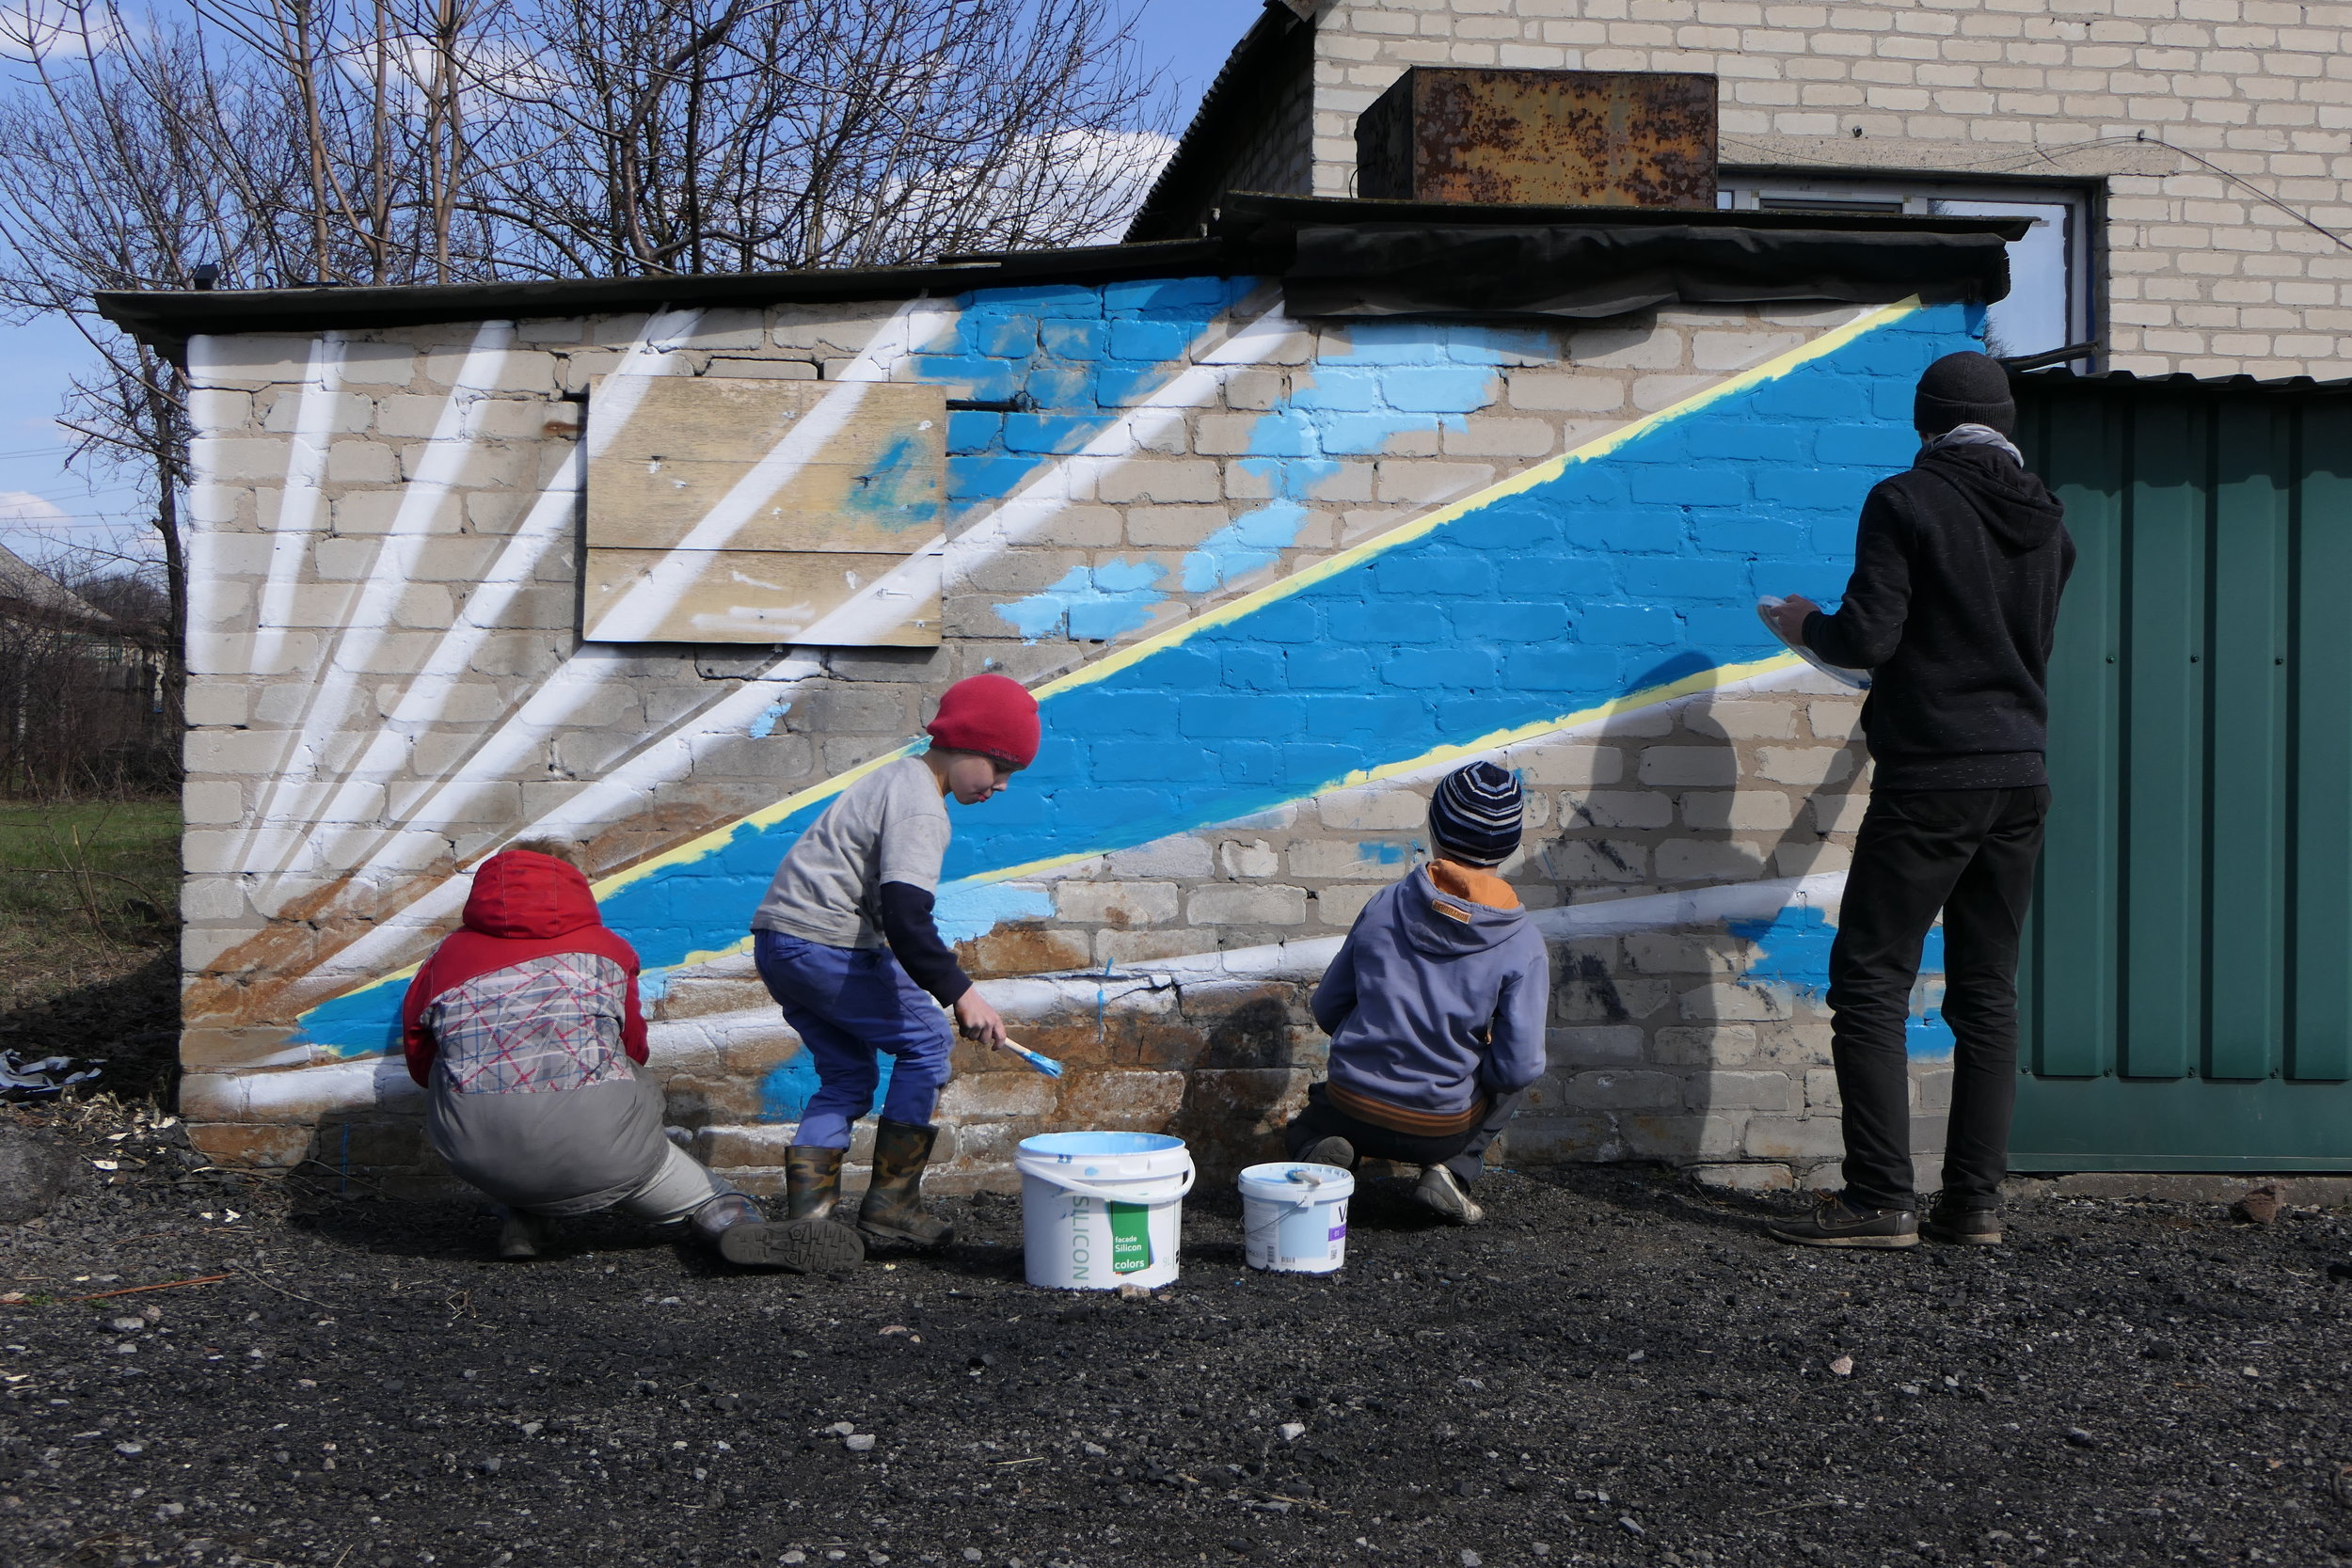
[{"x1": 1326, "y1": 1079, "x2": 1487, "y2": 1138}]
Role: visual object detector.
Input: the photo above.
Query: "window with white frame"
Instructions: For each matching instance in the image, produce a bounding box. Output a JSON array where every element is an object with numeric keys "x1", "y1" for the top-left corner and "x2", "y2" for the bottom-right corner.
[{"x1": 1718, "y1": 176, "x2": 2094, "y2": 363}]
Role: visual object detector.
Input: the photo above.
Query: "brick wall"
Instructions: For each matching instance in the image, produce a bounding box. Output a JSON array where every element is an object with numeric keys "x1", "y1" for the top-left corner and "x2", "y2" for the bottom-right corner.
[
  {"x1": 1308, "y1": 0, "x2": 2352, "y2": 378},
  {"x1": 179, "y1": 281, "x2": 1978, "y2": 1194}
]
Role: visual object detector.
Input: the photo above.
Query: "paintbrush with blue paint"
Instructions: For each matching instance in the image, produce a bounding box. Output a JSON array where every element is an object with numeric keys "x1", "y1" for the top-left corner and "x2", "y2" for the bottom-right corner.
[{"x1": 1000, "y1": 1037, "x2": 1064, "y2": 1079}]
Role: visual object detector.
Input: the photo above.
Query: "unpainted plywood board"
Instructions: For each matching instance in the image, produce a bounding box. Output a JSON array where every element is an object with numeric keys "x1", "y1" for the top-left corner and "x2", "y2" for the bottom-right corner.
[
  {"x1": 580, "y1": 546, "x2": 942, "y2": 646},
  {"x1": 586, "y1": 377, "x2": 945, "y2": 554}
]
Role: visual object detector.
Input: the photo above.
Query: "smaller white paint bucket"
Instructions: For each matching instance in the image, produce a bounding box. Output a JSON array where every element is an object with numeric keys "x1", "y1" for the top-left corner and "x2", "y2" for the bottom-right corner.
[
  {"x1": 1016, "y1": 1132, "x2": 1195, "y2": 1291},
  {"x1": 1239, "y1": 1162, "x2": 1354, "y2": 1275}
]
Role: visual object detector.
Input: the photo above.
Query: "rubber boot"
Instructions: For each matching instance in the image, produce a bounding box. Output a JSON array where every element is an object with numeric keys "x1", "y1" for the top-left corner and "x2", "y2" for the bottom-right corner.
[
  {"x1": 702, "y1": 1189, "x2": 866, "y2": 1274},
  {"x1": 786, "y1": 1146, "x2": 849, "y2": 1223},
  {"x1": 858, "y1": 1118, "x2": 954, "y2": 1246}
]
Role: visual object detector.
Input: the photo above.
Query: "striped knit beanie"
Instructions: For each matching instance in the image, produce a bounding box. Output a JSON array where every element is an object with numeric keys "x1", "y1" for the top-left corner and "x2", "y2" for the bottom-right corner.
[{"x1": 1427, "y1": 761, "x2": 1524, "y2": 866}]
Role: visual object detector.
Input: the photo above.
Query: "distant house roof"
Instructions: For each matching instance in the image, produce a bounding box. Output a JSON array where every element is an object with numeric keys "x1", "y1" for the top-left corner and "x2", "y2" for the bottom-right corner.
[
  {"x1": 1123, "y1": 6, "x2": 1316, "y2": 244},
  {"x1": 0, "y1": 542, "x2": 108, "y2": 626}
]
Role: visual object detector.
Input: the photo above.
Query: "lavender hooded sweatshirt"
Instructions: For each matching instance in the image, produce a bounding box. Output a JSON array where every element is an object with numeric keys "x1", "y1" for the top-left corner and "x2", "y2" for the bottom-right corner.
[{"x1": 1312, "y1": 864, "x2": 1550, "y2": 1118}]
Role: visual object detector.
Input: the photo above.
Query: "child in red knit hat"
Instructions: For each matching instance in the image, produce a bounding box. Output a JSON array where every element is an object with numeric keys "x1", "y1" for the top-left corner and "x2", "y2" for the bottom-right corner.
[
  {"x1": 749, "y1": 673, "x2": 1041, "y2": 1252},
  {"x1": 404, "y1": 841, "x2": 862, "y2": 1272}
]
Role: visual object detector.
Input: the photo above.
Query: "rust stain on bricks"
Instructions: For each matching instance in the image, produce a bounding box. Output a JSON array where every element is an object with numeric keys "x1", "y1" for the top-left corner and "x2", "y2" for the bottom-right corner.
[{"x1": 184, "y1": 791, "x2": 770, "y2": 1033}]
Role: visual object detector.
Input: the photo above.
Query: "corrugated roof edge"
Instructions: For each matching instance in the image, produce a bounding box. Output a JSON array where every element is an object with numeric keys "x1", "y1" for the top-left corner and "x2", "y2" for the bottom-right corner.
[
  {"x1": 94, "y1": 237, "x2": 1230, "y2": 360},
  {"x1": 94, "y1": 193, "x2": 2030, "y2": 362},
  {"x1": 2011, "y1": 365, "x2": 2352, "y2": 394}
]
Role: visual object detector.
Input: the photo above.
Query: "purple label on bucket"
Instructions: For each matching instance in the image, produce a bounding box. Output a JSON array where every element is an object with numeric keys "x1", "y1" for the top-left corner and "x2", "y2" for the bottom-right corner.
[{"x1": 1328, "y1": 1223, "x2": 1347, "y2": 1242}]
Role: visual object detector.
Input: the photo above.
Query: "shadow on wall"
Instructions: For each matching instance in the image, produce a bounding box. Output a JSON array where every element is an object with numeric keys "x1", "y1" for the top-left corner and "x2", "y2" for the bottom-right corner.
[{"x1": 1502, "y1": 658, "x2": 1894, "y2": 1192}]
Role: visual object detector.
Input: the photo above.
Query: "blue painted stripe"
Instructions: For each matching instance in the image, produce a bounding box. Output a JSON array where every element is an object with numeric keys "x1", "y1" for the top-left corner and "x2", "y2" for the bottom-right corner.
[{"x1": 294, "y1": 298, "x2": 1977, "y2": 1053}]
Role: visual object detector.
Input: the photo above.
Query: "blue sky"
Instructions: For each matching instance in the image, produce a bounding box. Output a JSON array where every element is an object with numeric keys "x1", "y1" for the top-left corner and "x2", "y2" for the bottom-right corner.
[{"x1": 0, "y1": 0, "x2": 1265, "y2": 576}]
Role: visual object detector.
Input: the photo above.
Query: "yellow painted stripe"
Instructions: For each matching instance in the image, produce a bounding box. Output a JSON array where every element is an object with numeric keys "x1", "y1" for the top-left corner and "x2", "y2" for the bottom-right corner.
[
  {"x1": 586, "y1": 741, "x2": 921, "y2": 902},
  {"x1": 310, "y1": 743, "x2": 921, "y2": 1022},
  {"x1": 329, "y1": 648, "x2": 1809, "y2": 1013},
  {"x1": 587, "y1": 296, "x2": 1914, "y2": 900},
  {"x1": 1032, "y1": 296, "x2": 1922, "y2": 701},
  {"x1": 311, "y1": 296, "x2": 1915, "y2": 1018},
  {"x1": 969, "y1": 650, "x2": 1805, "y2": 885}
]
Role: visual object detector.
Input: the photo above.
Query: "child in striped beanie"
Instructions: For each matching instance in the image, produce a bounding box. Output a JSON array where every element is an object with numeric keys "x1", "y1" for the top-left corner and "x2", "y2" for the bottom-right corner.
[{"x1": 1281, "y1": 760, "x2": 1550, "y2": 1225}]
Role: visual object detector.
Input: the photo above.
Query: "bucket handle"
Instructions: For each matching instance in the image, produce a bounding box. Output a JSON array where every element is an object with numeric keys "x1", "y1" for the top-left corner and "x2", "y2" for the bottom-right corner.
[{"x1": 1029, "y1": 1166, "x2": 1196, "y2": 1208}]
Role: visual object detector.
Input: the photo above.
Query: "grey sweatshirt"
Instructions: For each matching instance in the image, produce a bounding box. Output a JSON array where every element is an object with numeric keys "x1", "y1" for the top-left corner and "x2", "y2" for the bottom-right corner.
[{"x1": 1312, "y1": 863, "x2": 1550, "y2": 1119}]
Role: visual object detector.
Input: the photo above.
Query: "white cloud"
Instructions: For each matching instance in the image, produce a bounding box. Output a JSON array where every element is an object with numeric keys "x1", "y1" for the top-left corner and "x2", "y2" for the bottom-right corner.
[
  {"x1": 877, "y1": 126, "x2": 1179, "y2": 254},
  {"x1": 1038, "y1": 128, "x2": 1179, "y2": 245},
  {"x1": 0, "y1": 490, "x2": 71, "y2": 527},
  {"x1": 0, "y1": 0, "x2": 130, "y2": 61}
]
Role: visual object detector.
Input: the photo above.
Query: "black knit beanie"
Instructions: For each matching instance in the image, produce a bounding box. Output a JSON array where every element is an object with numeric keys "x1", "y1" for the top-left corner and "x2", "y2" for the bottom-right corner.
[
  {"x1": 1913, "y1": 350, "x2": 2015, "y2": 436},
  {"x1": 1427, "y1": 761, "x2": 1523, "y2": 866}
]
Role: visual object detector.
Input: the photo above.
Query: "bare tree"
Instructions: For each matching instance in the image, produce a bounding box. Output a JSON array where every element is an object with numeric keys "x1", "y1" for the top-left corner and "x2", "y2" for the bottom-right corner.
[
  {"x1": 0, "y1": 0, "x2": 1170, "y2": 737},
  {"x1": 0, "y1": 1, "x2": 323, "y2": 725},
  {"x1": 470, "y1": 0, "x2": 1168, "y2": 277},
  {"x1": 187, "y1": 0, "x2": 515, "y2": 284}
]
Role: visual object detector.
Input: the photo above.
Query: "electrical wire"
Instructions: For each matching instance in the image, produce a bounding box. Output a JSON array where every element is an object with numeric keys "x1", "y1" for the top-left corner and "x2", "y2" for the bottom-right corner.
[
  {"x1": 2126, "y1": 131, "x2": 2352, "y2": 256},
  {"x1": 1723, "y1": 130, "x2": 2352, "y2": 255}
]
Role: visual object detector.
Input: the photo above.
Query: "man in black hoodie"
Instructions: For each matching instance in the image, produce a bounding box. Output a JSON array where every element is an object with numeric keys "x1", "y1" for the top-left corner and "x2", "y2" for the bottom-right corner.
[{"x1": 1760, "y1": 351, "x2": 2074, "y2": 1250}]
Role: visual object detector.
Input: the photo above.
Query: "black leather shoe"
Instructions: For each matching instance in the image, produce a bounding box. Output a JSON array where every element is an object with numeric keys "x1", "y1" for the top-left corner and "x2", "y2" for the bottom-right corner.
[
  {"x1": 1921, "y1": 1193, "x2": 2002, "y2": 1245},
  {"x1": 1767, "y1": 1194, "x2": 1918, "y2": 1249}
]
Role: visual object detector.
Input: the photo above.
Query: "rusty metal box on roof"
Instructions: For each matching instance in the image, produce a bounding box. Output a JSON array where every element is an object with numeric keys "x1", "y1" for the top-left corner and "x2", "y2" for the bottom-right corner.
[{"x1": 1355, "y1": 68, "x2": 1718, "y2": 210}]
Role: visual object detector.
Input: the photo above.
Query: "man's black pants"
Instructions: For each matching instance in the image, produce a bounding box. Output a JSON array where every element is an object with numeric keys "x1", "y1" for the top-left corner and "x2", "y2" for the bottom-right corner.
[{"x1": 1828, "y1": 785, "x2": 2049, "y2": 1212}]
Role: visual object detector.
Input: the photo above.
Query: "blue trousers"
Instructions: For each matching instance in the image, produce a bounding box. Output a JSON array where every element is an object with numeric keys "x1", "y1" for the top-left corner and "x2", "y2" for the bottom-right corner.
[{"x1": 753, "y1": 929, "x2": 955, "y2": 1149}]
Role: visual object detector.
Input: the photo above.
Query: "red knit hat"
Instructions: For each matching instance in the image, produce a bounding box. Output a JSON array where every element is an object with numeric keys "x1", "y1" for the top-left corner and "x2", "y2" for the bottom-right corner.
[{"x1": 925, "y1": 673, "x2": 1041, "y2": 769}]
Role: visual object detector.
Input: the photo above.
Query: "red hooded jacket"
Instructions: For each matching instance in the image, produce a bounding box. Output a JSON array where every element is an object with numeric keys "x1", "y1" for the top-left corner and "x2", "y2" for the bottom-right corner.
[{"x1": 400, "y1": 849, "x2": 649, "y2": 1086}]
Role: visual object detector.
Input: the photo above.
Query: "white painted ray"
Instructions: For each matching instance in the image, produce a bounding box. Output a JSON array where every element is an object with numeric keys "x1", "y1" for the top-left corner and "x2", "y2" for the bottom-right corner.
[
  {"x1": 179, "y1": 336, "x2": 237, "y2": 685},
  {"x1": 296, "y1": 301, "x2": 958, "y2": 898},
  {"x1": 287, "y1": 305, "x2": 1324, "y2": 988},
  {"x1": 294, "y1": 651, "x2": 832, "y2": 991},
  {"x1": 376, "y1": 297, "x2": 1296, "y2": 839},
  {"x1": 214, "y1": 868, "x2": 1851, "y2": 1118},
  {"x1": 787, "y1": 308, "x2": 1304, "y2": 646},
  {"x1": 239, "y1": 320, "x2": 516, "y2": 875},
  {"x1": 275, "y1": 310, "x2": 705, "y2": 899},
  {"x1": 247, "y1": 332, "x2": 347, "y2": 679},
  {"x1": 581, "y1": 380, "x2": 876, "y2": 641}
]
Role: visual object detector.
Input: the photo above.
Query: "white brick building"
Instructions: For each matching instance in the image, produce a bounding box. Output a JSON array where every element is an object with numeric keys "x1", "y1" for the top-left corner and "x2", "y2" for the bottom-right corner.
[{"x1": 1134, "y1": 0, "x2": 2352, "y2": 377}]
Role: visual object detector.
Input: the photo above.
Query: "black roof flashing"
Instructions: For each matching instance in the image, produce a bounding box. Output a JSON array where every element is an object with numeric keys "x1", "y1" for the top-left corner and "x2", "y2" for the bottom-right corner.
[{"x1": 96, "y1": 193, "x2": 2030, "y2": 359}]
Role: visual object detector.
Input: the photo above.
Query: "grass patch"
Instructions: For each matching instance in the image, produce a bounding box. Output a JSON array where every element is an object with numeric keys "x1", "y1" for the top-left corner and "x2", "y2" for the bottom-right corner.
[{"x1": 0, "y1": 799, "x2": 179, "y2": 1100}]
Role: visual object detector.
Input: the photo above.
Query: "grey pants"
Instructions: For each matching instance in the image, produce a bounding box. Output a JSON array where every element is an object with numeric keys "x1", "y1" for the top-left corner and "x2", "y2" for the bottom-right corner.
[
  {"x1": 585, "y1": 1143, "x2": 739, "y2": 1224},
  {"x1": 429, "y1": 1064, "x2": 739, "y2": 1222}
]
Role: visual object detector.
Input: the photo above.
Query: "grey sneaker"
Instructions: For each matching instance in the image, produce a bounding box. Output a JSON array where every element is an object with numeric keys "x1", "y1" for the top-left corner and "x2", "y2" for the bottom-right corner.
[
  {"x1": 1768, "y1": 1194, "x2": 1918, "y2": 1250},
  {"x1": 1412, "y1": 1164, "x2": 1486, "y2": 1226},
  {"x1": 1298, "y1": 1135, "x2": 1356, "y2": 1170},
  {"x1": 497, "y1": 1208, "x2": 553, "y2": 1260},
  {"x1": 1921, "y1": 1194, "x2": 2002, "y2": 1246}
]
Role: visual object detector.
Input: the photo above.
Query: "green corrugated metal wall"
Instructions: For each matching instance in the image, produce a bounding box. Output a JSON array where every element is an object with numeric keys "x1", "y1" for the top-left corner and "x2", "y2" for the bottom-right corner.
[{"x1": 2010, "y1": 372, "x2": 2352, "y2": 1171}]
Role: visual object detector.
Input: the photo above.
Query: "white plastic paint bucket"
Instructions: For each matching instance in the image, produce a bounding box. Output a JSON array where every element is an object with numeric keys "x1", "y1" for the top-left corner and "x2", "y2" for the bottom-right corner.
[
  {"x1": 1016, "y1": 1132, "x2": 1195, "y2": 1291},
  {"x1": 1238, "y1": 1161, "x2": 1354, "y2": 1275}
]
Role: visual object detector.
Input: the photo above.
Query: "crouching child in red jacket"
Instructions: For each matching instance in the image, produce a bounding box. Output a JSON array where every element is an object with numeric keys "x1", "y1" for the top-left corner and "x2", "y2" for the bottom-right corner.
[{"x1": 402, "y1": 842, "x2": 864, "y2": 1272}]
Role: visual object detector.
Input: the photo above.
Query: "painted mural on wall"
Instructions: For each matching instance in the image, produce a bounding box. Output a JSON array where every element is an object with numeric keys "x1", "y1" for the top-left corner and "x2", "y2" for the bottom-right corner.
[{"x1": 182, "y1": 274, "x2": 1980, "y2": 1175}]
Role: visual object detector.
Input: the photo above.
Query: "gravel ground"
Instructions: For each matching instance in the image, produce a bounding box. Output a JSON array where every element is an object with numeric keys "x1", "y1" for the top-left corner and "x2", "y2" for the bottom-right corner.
[{"x1": 6, "y1": 1101, "x2": 2352, "y2": 1568}]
